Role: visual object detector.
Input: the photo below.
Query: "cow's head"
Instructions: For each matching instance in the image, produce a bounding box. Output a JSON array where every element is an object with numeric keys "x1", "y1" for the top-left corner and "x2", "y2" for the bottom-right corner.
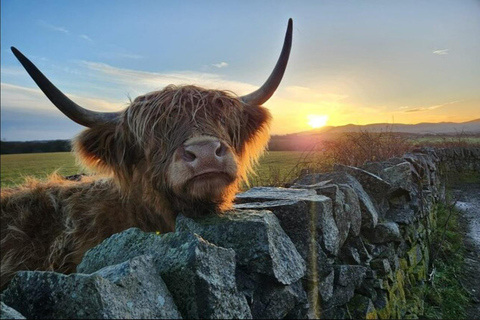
[{"x1": 11, "y1": 19, "x2": 293, "y2": 216}]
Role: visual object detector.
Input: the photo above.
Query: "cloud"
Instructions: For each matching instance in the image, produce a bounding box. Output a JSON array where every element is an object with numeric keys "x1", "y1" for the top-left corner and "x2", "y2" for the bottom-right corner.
[
  {"x1": 433, "y1": 49, "x2": 449, "y2": 55},
  {"x1": 401, "y1": 100, "x2": 460, "y2": 113},
  {"x1": 403, "y1": 108, "x2": 423, "y2": 113},
  {"x1": 284, "y1": 85, "x2": 349, "y2": 102},
  {"x1": 0, "y1": 82, "x2": 125, "y2": 114},
  {"x1": 38, "y1": 20, "x2": 95, "y2": 44},
  {"x1": 80, "y1": 34, "x2": 93, "y2": 42},
  {"x1": 285, "y1": 85, "x2": 310, "y2": 93},
  {"x1": 211, "y1": 62, "x2": 228, "y2": 68},
  {"x1": 39, "y1": 20, "x2": 70, "y2": 35},
  {"x1": 79, "y1": 60, "x2": 257, "y2": 96},
  {"x1": 0, "y1": 66, "x2": 29, "y2": 77},
  {"x1": 99, "y1": 52, "x2": 144, "y2": 60}
]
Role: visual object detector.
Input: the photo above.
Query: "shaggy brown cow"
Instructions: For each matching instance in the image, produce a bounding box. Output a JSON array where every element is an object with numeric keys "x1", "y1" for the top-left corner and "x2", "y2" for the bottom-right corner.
[{"x1": 0, "y1": 19, "x2": 293, "y2": 290}]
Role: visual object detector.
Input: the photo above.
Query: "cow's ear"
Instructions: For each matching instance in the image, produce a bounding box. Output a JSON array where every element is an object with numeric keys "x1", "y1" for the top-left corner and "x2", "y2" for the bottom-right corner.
[
  {"x1": 236, "y1": 104, "x2": 272, "y2": 181},
  {"x1": 73, "y1": 124, "x2": 129, "y2": 174},
  {"x1": 243, "y1": 105, "x2": 272, "y2": 142}
]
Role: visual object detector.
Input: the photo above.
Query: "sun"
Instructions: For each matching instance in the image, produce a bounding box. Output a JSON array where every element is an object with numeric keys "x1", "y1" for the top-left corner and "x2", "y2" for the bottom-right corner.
[{"x1": 307, "y1": 115, "x2": 329, "y2": 129}]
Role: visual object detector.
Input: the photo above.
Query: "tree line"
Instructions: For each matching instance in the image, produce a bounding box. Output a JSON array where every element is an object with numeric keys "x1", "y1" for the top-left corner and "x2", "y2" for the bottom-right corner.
[
  {"x1": 1, "y1": 140, "x2": 71, "y2": 154},
  {"x1": 1, "y1": 136, "x2": 327, "y2": 154}
]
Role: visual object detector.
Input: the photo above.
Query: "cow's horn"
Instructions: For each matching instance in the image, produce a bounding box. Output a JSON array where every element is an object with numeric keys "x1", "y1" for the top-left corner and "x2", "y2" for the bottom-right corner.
[
  {"x1": 11, "y1": 47, "x2": 121, "y2": 127},
  {"x1": 240, "y1": 18, "x2": 293, "y2": 106}
]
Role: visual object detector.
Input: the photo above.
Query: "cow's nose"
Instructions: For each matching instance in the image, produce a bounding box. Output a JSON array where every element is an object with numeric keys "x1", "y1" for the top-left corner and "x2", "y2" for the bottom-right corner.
[{"x1": 181, "y1": 140, "x2": 228, "y2": 169}]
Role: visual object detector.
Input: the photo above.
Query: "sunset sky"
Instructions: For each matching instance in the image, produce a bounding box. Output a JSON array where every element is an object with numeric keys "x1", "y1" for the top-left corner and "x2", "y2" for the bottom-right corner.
[{"x1": 1, "y1": 0, "x2": 479, "y2": 141}]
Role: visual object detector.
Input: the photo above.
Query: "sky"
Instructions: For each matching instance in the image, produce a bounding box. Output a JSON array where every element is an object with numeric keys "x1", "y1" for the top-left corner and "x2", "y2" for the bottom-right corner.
[{"x1": 1, "y1": 0, "x2": 479, "y2": 141}]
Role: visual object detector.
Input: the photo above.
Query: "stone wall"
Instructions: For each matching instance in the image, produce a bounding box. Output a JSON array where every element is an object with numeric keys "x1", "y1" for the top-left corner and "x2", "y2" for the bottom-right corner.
[{"x1": 1, "y1": 147, "x2": 479, "y2": 319}]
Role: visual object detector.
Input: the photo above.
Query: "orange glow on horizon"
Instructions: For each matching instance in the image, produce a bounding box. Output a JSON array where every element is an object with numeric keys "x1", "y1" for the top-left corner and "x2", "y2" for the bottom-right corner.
[{"x1": 307, "y1": 114, "x2": 329, "y2": 129}]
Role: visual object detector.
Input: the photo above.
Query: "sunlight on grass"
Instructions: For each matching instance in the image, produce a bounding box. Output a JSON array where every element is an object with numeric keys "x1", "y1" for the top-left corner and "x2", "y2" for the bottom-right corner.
[{"x1": 1, "y1": 152, "x2": 82, "y2": 188}]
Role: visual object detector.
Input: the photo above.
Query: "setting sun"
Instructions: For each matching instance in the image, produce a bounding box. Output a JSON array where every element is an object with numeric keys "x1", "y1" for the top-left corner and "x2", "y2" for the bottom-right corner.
[{"x1": 307, "y1": 115, "x2": 329, "y2": 129}]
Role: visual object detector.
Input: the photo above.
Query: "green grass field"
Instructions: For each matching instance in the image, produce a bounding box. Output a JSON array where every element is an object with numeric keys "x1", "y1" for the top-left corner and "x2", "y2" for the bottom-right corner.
[
  {"x1": 3, "y1": 132, "x2": 478, "y2": 189},
  {"x1": 0, "y1": 151, "x2": 319, "y2": 189},
  {"x1": 1, "y1": 152, "x2": 82, "y2": 188}
]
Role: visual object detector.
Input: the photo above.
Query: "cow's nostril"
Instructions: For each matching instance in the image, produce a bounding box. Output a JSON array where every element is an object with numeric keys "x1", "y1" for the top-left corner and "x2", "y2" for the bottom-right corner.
[{"x1": 183, "y1": 149, "x2": 196, "y2": 162}]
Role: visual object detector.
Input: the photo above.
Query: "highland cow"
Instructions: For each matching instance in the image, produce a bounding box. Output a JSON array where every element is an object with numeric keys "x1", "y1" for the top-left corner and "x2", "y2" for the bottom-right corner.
[{"x1": 0, "y1": 19, "x2": 293, "y2": 290}]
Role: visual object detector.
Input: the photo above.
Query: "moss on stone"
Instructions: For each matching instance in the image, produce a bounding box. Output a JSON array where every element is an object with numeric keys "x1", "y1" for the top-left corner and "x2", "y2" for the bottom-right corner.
[{"x1": 347, "y1": 294, "x2": 378, "y2": 319}]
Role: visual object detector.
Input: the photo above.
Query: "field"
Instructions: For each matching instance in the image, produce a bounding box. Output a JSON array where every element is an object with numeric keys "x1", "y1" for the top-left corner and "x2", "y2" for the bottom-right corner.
[
  {"x1": 3, "y1": 132, "x2": 479, "y2": 189},
  {"x1": 1, "y1": 152, "x2": 81, "y2": 188},
  {"x1": 0, "y1": 151, "x2": 319, "y2": 189}
]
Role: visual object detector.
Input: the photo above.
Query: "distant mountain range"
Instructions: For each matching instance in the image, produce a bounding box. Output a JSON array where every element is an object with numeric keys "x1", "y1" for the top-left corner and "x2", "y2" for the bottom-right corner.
[{"x1": 286, "y1": 118, "x2": 480, "y2": 137}]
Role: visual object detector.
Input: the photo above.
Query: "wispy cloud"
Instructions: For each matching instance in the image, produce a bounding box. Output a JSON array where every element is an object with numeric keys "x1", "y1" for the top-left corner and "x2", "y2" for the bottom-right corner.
[
  {"x1": 80, "y1": 34, "x2": 93, "y2": 42},
  {"x1": 99, "y1": 52, "x2": 144, "y2": 60},
  {"x1": 0, "y1": 66, "x2": 30, "y2": 77},
  {"x1": 38, "y1": 20, "x2": 70, "y2": 35},
  {"x1": 284, "y1": 85, "x2": 349, "y2": 102},
  {"x1": 80, "y1": 60, "x2": 256, "y2": 96},
  {"x1": 433, "y1": 49, "x2": 449, "y2": 55},
  {"x1": 1, "y1": 82, "x2": 125, "y2": 114},
  {"x1": 38, "y1": 20, "x2": 95, "y2": 44},
  {"x1": 401, "y1": 100, "x2": 460, "y2": 113},
  {"x1": 211, "y1": 62, "x2": 228, "y2": 68}
]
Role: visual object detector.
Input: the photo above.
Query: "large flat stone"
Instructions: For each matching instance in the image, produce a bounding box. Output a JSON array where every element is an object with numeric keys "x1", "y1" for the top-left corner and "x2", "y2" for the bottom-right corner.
[
  {"x1": 235, "y1": 188, "x2": 340, "y2": 257},
  {"x1": 293, "y1": 172, "x2": 378, "y2": 229}
]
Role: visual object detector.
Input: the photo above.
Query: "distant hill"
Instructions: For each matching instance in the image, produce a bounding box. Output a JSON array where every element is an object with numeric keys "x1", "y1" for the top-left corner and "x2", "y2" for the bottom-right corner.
[
  {"x1": 294, "y1": 119, "x2": 480, "y2": 136},
  {"x1": 269, "y1": 119, "x2": 480, "y2": 151}
]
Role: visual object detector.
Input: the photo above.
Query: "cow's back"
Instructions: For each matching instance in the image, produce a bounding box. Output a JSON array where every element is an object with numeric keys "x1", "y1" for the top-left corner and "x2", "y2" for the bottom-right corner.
[{"x1": 0, "y1": 174, "x2": 148, "y2": 290}]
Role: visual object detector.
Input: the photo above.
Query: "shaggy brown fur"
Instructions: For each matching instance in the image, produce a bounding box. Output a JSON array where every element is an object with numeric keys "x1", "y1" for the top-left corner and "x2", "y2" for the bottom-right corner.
[{"x1": 1, "y1": 85, "x2": 271, "y2": 290}]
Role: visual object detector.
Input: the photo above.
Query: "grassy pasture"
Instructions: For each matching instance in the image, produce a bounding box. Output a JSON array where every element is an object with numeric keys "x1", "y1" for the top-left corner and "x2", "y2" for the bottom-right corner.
[
  {"x1": 1, "y1": 152, "x2": 81, "y2": 188},
  {"x1": 2, "y1": 132, "x2": 478, "y2": 189},
  {"x1": 0, "y1": 151, "x2": 317, "y2": 189}
]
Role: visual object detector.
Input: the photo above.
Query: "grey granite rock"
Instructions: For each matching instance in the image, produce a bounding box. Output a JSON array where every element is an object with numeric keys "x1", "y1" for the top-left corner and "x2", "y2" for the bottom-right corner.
[
  {"x1": 176, "y1": 209, "x2": 305, "y2": 285},
  {"x1": 77, "y1": 228, "x2": 163, "y2": 273},
  {"x1": 0, "y1": 302, "x2": 25, "y2": 319},
  {"x1": 78, "y1": 229, "x2": 251, "y2": 319},
  {"x1": 334, "y1": 164, "x2": 392, "y2": 216},
  {"x1": 347, "y1": 294, "x2": 377, "y2": 319},
  {"x1": 363, "y1": 222, "x2": 402, "y2": 244},
  {"x1": 325, "y1": 265, "x2": 367, "y2": 308},
  {"x1": 1, "y1": 255, "x2": 180, "y2": 319},
  {"x1": 235, "y1": 187, "x2": 340, "y2": 257},
  {"x1": 310, "y1": 184, "x2": 350, "y2": 248},
  {"x1": 338, "y1": 184, "x2": 362, "y2": 237},
  {"x1": 293, "y1": 172, "x2": 378, "y2": 229},
  {"x1": 248, "y1": 279, "x2": 309, "y2": 319}
]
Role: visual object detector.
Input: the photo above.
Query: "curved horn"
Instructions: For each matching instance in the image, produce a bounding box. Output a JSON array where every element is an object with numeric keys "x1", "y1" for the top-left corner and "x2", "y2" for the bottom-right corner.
[
  {"x1": 240, "y1": 18, "x2": 293, "y2": 106},
  {"x1": 11, "y1": 47, "x2": 121, "y2": 127}
]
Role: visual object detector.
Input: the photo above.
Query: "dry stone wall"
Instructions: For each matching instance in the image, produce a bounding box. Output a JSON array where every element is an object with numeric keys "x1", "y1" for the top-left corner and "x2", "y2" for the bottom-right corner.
[{"x1": 1, "y1": 147, "x2": 479, "y2": 319}]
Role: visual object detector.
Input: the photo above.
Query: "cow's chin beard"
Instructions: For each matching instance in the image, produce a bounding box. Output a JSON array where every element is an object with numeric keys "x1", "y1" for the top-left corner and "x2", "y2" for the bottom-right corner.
[{"x1": 173, "y1": 173, "x2": 238, "y2": 218}]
